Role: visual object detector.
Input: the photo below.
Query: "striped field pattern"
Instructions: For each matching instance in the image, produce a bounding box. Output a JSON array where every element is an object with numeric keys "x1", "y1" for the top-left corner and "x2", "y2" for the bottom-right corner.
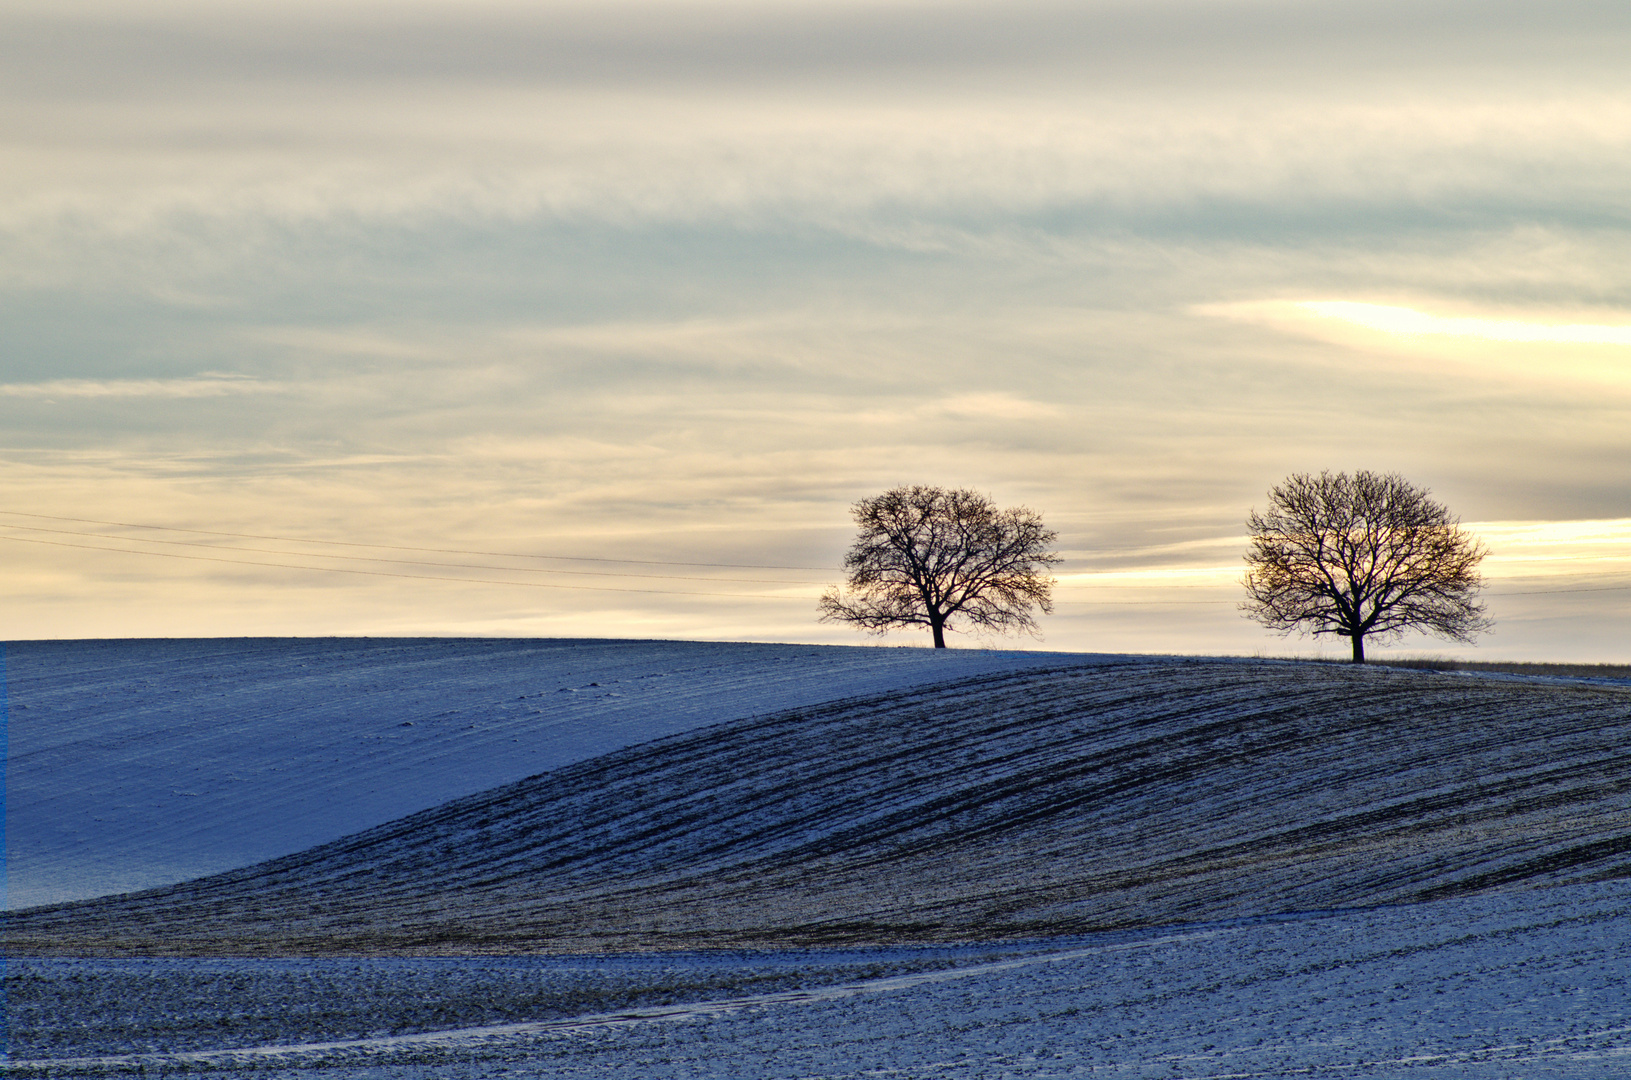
[{"x1": 10, "y1": 657, "x2": 1628, "y2": 955}]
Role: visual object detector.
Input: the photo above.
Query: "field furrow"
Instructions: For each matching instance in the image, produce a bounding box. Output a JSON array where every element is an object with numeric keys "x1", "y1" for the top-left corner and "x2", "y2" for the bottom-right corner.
[{"x1": 10, "y1": 657, "x2": 1628, "y2": 954}]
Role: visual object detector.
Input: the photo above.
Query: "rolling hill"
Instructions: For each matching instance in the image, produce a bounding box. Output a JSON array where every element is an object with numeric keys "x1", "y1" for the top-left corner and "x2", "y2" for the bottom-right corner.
[
  {"x1": 4, "y1": 637, "x2": 1074, "y2": 907},
  {"x1": 10, "y1": 655, "x2": 1629, "y2": 955}
]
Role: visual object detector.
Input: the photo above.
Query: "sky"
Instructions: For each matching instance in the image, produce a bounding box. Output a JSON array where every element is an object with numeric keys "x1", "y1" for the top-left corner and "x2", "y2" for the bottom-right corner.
[{"x1": 1, "y1": 0, "x2": 1628, "y2": 659}]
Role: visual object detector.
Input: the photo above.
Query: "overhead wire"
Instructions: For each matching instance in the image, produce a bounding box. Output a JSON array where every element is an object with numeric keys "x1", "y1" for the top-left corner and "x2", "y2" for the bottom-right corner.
[
  {"x1": 0, "y1": 532, "x2": 816, "y2": 599},
  {"x1": 3, "y1": 509, "x2": 1627, "y2": 604},
  {"x1": 0, "y1": 522, "x2": 820, "y2": 585},
  {"x1": 0, "y1": 510, "x2": 832, "y2": 571}
]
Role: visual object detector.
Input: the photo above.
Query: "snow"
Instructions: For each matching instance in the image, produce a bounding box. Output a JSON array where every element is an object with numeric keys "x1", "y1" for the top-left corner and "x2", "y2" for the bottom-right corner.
[
  {"x1": 13, "y1": 655, "x2": 1627, "y2": 957},
  {"x1": 10, "y1": 878, "x2": 1628, "y2": 1077},
  {"x1": 4, "y1": 638, "x2": 1087, "y2": 908},
  {"x1": 7, "y1": 639, "x2": 1630, "y2": 1076}
]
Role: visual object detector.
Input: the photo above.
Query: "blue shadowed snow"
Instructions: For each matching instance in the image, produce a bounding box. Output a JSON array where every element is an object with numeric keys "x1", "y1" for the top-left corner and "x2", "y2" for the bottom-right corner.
[
  {"x1": 5, "y1": 638, "x2": 1090, "y2": 907},
  {"x1": 2, "y1": 641, "x2": 9, "y2": 913},
  {"x1": 10, "y1": 879, "x2": 1628, "y2": 1077}
]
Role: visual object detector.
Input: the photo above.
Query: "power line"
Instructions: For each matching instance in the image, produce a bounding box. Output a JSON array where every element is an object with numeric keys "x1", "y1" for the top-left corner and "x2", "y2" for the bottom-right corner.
[
  {"x1": 1053, "y1": 599, "x2": 1236, "y2": 606},
  {"x1": 1056, "y1": 583, "x2": 1631, "y2": 597},
  {"x1": 5, "y1": 509, "x2": 1623, "y2": 576},
  {"x1": 1053, "y1": 581, "x2": 1631, "y2": 606},
  {"x1": 0, "y1": 522, "x2": 820, "y2": 585},
  {"x1": 9, "y1": 531, "x2": 1628, "y2": 608},
  {"x1": 5, "y1": 510, "x2": 1627, "y2": 603},
  {"x1": 1490, "y1": 584, "x2": 1631, "y2": 595},
  {"x1": 0, "y1": 533, "x2": 818, "y2": 600},
  {"x1": 0, "y1": 510, "x2": 833, "y2": 571}
]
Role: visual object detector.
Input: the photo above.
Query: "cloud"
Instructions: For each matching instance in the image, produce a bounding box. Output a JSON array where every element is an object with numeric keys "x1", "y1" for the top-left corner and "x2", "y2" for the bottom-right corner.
[
  {"x1": 1472, "y1": 518, "x2": 1631, "y2": 581},
  {"x1": 3, "y1": 0, "x2": 1630, "y2": 243},
  {"x1": 0, "y1": 1, "x2": 1628, "y2": 655},
  {"x1": 1197, "y1": 299, "x2": 1631, "y2": 391},
  {"x1": 933, "y1": 393, "x2": 1063, "y2": 421},
  {"x1": 0, "y1": 375, "x2": 277, "y2": 398},
  {"x1": 9, "y1": 0, "x2": 1628, "y2": 91},
  {"x1": 1293, "y1": 302, "x2": 1631, "y2": 346}
]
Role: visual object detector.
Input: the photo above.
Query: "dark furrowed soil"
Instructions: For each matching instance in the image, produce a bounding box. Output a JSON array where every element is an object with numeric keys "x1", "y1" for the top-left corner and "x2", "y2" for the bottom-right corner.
[{"x1": 9, "y1": 658, "x2": 1630, "y2": 955}]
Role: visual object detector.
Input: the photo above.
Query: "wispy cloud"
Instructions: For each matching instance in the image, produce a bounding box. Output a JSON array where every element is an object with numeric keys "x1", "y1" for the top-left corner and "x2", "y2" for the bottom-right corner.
[
  {"x1": 933, "y1": 393, "x2": 1062, "y2": 421},
  {"x1": 1294, "y1": 302, "x2": 1631, "y2": 346},
  {"x1": 0, "y1": 375, "x2": 277, "y2": 398},
  {"x1": 1201, "y1": 299, "x2": 1631, "y2": 344},
  {"x1": 1196, "y1": 300, "x2": 1631, "y2": 391},
  {"x1": 1472, "y1": 519, "x2": 1631, "y2": 580}
]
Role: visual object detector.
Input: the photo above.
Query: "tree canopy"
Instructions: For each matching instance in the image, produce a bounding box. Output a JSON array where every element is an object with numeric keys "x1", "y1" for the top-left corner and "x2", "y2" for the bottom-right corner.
[
  {"x1": 1242, "y1": 470, "x2": 1491, "y2": 663},
  {"x1": 819, "y1": 485, "x2": 1059, "y2": 648}
]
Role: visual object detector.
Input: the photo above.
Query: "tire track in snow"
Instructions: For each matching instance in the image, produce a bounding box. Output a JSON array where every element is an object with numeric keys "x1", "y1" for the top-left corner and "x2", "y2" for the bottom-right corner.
[
  {"x1": 0, "y1": 926, "x2": 1254, "y2": 1073},
  {"x1": 12, "y1": 896, "x2": 1630, "y2": 1077}
]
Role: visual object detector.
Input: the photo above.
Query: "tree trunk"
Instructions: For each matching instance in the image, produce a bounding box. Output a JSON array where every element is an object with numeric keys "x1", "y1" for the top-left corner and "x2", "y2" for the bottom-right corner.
[
  {"x1": 931, "y1": 620, "x2": 947, "y2": 648},
  {"x1": 1351, "y1": 634, "x2": 1365, "y2": 664}
]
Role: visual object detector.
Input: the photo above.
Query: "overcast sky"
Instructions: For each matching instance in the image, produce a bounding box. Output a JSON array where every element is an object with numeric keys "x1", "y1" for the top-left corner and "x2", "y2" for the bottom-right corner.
[{"x1": 2, "y1": 0, "x2": 1628, "y2": 658}]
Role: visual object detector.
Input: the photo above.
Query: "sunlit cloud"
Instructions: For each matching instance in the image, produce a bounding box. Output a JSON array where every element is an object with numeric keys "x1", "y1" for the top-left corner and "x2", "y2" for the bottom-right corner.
[
  {"x1": 934, "y1": 393, "x2": 1062, "y2": 421},
  {"x1": 1053, "y1": 520, "x2": 1631, "y2": 591},
  {"x1": 1198, "y1": 299, "x2": 1631, "y2": 391},
  {"x1": 1471, "y1": 519, "x2": 1631, "y2": 581},
  {"x1": 1202, "y1": 299, "x2": 1631, "y2": 347},
  {"x1": 1056, "y1": 566, "x2": 1239, "y2": 588},
  {"x1": 1295, "y1": 302, "x2": 1631, "y2": 346}
]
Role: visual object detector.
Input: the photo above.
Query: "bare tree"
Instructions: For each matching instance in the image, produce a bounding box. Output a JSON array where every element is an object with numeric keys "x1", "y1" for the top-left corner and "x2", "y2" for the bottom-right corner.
[
  {"x1": 1242, "y1": 470, "x2": 1491, "y2": 663},
  {"x1": 819, "y1": 485, "x2": 1060, "y2": 648}
]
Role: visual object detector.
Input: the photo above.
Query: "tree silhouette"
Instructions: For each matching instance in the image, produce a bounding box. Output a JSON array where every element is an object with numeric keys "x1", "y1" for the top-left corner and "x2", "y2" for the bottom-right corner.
[
  {"x1": 1242, "y1": 470, "x2": 1491, "y2": 663},
  {"x1": 819, "y1": 486, "x2": 1059, "y2": 648}
]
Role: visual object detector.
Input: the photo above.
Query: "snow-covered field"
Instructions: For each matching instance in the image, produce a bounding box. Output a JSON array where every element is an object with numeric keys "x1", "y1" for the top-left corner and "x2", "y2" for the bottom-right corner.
[
  {"x1": 13, "y1": 653, "x2": 1627, "y2": 955},
  {"x1": 9, "y1": 879, "x2": 1628, "y2": 1077},
  {"x1": 6, "y1": 638, "x2": 1630, "y2": 1077},
  {"x1": 5, "y1": 638, "x2": 1078, "y2": 907}
]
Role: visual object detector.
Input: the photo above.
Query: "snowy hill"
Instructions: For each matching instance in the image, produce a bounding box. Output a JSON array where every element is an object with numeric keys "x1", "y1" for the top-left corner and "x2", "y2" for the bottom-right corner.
[
  {"x1": 4, "y1": 638, "x2": 1082, "y2": 908},
  {"x1": 10, "y1": 656, "x2": 1629, "y2": 954}
]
